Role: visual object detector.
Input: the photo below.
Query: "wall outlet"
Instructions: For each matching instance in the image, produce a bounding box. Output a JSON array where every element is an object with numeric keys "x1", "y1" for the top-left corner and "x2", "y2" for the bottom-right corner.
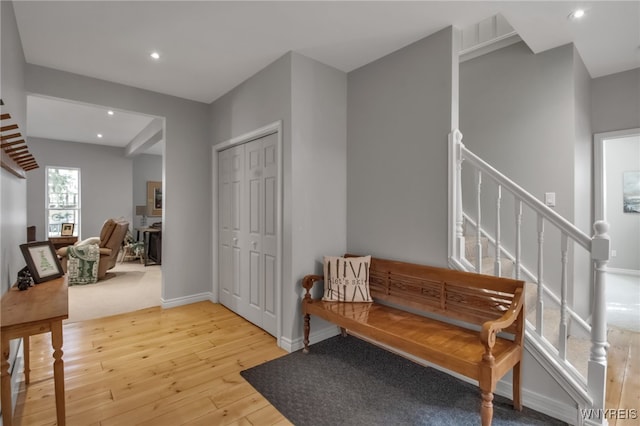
[
  {"x1": 544, "y1": 192, "x2": 556, "y2": 207},
  {"x1": 611, "y1": 249, "x2": 617, "y2": 258}
]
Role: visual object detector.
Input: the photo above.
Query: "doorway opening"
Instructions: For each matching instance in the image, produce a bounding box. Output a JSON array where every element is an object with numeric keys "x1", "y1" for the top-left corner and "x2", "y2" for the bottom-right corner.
[{"x1": 594, "y1": 128, "x2": 640, "y2": 331}]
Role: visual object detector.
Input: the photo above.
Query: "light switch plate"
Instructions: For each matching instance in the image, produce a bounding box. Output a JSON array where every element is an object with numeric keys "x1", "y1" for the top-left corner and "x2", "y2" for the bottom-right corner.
[{"x1": 544, "y1": 192, "x2": 556, "y2": 207}]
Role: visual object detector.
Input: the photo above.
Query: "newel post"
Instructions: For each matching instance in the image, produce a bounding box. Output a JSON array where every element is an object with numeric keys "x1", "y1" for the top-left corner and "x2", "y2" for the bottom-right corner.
[
  {"x1": 587, "y1": 220, "x2": 610, "y2": 423},
  {"x1": 449, "y1": 129, "x2": 465, "y2": 263}
]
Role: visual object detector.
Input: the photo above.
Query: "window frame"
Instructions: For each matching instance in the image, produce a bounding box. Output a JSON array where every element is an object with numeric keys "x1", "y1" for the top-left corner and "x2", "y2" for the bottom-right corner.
[{"x1": 45, "y1": 166, "x2": 81, "y2": 238}]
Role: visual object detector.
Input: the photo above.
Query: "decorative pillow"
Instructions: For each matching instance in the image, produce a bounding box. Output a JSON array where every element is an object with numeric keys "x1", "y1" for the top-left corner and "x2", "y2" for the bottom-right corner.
[
  {"x1": 322, "y1": 255, "x2": 372, "y2": 302},
  {"x1": 77, "y1": 237, "x2": 101, "y2": 246}
]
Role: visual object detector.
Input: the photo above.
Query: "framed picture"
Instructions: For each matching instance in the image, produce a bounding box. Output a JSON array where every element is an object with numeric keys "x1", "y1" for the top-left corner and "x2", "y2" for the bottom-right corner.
[
  {"x1": 61, "y1": 223, "x2": 75, "y2": 236},
  {"x1": 623, "y1": 171, "x2": 640, "y2": 213},
  {"x1": 19, "y1": 241, "x2": 64, "y2": 283},
  {"x1": 147, "y1": 181, "x2": 162, "y2": 217}
]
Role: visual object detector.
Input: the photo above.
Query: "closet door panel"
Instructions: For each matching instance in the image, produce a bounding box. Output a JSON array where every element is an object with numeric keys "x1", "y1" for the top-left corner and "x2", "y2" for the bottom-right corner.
[
  {"x1": 218, "y1": 145, "x2": 244, "y2": 311},
  {"x1": 261, "y1": 133, "x2": 278, "y2": 334},
  {"x1": 244, "y1": 138, "x2": 264, "y2": 326}
]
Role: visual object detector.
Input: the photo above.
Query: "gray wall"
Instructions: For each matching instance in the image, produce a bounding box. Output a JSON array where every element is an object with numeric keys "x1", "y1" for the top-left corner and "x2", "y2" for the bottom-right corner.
[
  {"x1": 0, "y1": 1, "x2": 29, "y2": 416},
  {"x1": 132, "y1": 154, "x2": 162, "y2": 229},
  {"x1": 606, "y1": 136, "x2": 640, "y2": 271},
  {"x1": 460, "y1": 42, "x2": 579, "y2": 302},
  {"x1": 460, "y1": 42, "x2": 576, "y2": 224},
  {"x1": 210, "y1": 52, "x2": 348, "y2": 346},
  {"x1": 26, "y1": 138, "x2": 133, "y2": 240},
  {"x1": 347, "y1": 27, "x2": 455, "y2": 267},
  {"x1": 1, "y1": 0, "x2": 28, "y2": 296},
  {"x1": 572, "y1": 46, "x2": 593, "y2": 316},
  {"x1": 25, "y1": 65, "x2": 210, "y2": 302},
  {"x1": 591, "y1": 68, "x2": 640, "y2": 134},
  {"x1": 290, "y1": 53, "x2": 348, "y2": 340}
]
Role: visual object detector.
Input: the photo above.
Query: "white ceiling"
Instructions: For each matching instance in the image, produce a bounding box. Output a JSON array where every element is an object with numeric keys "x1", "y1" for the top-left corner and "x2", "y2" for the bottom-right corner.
[
  {"x1": 27, "y1": 95, "x2": 160, "y2": 154},
  {"x1": 13, "y1": 1, "x2": 640, "y2": 154}
]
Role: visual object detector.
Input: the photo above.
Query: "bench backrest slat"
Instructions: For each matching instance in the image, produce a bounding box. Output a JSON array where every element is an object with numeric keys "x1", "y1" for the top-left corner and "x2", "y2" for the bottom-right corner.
[{"x1": 348, "y1": 254, "x2": 525, "y2": 334}]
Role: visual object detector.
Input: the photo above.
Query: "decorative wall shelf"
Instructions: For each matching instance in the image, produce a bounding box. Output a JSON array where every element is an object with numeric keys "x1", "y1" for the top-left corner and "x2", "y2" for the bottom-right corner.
[{"x1": 0, "y1": 99, "x2": 38, "y2": 178}]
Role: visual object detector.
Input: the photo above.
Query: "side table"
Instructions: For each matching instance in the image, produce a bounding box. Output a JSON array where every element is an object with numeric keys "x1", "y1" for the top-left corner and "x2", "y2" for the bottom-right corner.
[{"x1": 135, "y1": 227, "x2": 162, "y2": 266}]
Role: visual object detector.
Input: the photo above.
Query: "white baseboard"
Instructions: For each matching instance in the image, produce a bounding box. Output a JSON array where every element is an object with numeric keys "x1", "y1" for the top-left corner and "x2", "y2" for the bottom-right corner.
[
  {"x1": 495, "y1": 380, "x2": 578, "y2": 425},
  {"x1": 279, "y1": 326, "x2": 341, "y2": 353},
  {"x1": 161, "y1": 292, "x2": 215, "y2": 309},
  {"x1": 1, "y1": 339, "x2": 25, "y2": 422},
  {"x1": 605, "y1": 267, "x2": 640, "y2": 277}
]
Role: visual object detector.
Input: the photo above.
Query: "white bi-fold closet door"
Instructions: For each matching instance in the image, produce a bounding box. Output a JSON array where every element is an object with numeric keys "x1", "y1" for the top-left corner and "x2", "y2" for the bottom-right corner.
[{"x1": 218, "y1": 132, "x2": 278, "y2": 336}]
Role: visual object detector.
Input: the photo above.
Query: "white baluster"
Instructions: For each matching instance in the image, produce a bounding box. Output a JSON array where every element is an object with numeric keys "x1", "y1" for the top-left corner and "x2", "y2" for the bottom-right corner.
[
  {"x1": 559, "y1": 233, "x2": 568, "y2": 360},
  {"x1": 536, "y1": 215, "x2": 544, "y2": 336},
  {"x1": 476, "y1": 170, "x2": 482, "y2": 274},
  {"x1": 494, "y1": 184, "x2": 502, "y2": 277},
  {"x1": 588, "y1": 221, "x2": 610, "y2": 425},
  {"x1": 514, "y1": 200, "x2": 522, "y2": 280},
  {"x1": 455, "y1": 132, "x2": 465, "y2": 260}
]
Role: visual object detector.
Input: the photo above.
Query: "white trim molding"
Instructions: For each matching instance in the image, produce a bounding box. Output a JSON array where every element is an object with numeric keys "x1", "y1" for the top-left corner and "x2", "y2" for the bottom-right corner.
[{"x1": 161, "y1": 292, "x2": 214, "y2": 309}]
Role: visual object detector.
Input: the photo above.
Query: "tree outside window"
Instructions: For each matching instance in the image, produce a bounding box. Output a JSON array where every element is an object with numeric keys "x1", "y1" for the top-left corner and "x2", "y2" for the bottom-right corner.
[{"x1": 46, "y1": 167, "x2": 80, "y2": 237}]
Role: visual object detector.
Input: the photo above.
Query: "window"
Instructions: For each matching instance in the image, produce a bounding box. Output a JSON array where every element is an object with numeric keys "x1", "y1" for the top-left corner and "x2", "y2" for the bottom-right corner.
[{"x1": 46, "y1": 166, "x2": 80, "y2": 237}]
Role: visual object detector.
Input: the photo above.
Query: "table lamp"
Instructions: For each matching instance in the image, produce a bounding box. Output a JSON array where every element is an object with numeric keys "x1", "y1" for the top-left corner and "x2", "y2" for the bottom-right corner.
[{"x1": 136, "y1": 205, "x2": 148, "y2": 226}]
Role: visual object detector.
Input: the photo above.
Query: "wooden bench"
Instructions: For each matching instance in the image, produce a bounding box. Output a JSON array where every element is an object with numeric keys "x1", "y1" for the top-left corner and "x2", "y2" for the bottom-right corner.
[{"x1": 302, "y1": 255, "x2": 525, "y2": 426}]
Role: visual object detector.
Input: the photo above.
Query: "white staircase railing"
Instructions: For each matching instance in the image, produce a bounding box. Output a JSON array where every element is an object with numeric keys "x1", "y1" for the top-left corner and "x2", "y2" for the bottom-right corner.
[{"x1": 448, "y1": 129, "x2": 610, "y2": 423}]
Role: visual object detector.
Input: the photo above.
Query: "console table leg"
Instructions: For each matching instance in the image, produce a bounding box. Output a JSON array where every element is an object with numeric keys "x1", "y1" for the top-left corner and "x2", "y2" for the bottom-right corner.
[
  {"x1": 23, "y1": 336, "x2": 30, "y2": 385},
  {"x1": 1, "y1": 333, "x2": 13, "y2": 426},
  {"x1": 51, "y1": 320, "x2": 66, "y2": 425}
]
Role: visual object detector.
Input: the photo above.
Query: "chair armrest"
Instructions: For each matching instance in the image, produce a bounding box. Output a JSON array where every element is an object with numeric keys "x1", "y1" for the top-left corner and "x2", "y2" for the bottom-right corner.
[
  {"x1": 302, "y1": 274, "x2": 324, "y2": 301},
  {"x1": 480, "y1": 287, "x2": 524, "y2": 363},
  {"x1": 98, "y1": 248, "x2": 112, "y2": 256}
]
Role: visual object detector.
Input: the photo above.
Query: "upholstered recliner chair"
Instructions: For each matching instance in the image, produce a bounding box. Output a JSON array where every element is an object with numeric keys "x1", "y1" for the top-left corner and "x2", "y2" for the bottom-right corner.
[{"x1": 58, "y1": 218, "x2": 129, "y2": 280}]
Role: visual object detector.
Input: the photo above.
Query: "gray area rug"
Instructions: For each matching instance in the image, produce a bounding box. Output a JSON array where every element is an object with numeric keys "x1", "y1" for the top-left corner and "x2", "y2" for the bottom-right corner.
[{"x1": 241, "y1": 335, "x2": 567, "y2": 426}]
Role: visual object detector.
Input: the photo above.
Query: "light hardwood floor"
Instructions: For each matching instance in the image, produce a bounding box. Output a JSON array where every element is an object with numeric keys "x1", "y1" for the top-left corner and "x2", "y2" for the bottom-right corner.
[
  {"x1": 12, "y1": 302, "x2": 292, "y2": 425},
  {"x1": 606, "y1": 326, "x2": 640, "y2": 426},
  {"x1": 11, "y1": 302, "x2": 639, "y2": 425}
]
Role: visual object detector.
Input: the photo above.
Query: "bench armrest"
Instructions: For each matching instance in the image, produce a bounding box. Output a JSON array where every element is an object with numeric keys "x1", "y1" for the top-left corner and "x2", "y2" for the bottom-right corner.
[
  {"x1": 480, "y1": 287, "x2": 524, "y2": 364},
  {"x1": 302, "y1": 274, "x2": 323, "y2": 301}
]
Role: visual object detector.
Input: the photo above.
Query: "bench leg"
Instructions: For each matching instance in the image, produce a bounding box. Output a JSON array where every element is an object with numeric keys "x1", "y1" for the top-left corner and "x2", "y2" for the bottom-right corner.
[
  {"x1": 303, "y1": 313, "x2": 310, "y2": 354},
  {"x1": 480, "y1": 388, "x2": 494, "y2": 426},
  {"x1": 513, "y1": 361, "x2": 523, "y2": 411},
  {"x1": 340, "y1": 327, "x2": 347, "y2": 337}
]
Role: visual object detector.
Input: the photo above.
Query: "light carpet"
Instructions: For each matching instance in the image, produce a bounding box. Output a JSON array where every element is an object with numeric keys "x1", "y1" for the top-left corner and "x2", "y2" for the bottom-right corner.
[{"x1": 66, "y1": 261, "x2": 162, "y2": 323}]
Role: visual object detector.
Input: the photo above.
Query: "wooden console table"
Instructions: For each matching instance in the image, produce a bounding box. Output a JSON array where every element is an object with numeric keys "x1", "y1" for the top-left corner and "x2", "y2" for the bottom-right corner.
[
  {"x1": 49, "y1": 236, "x2": 78, "y2": 250},
  {"x1": 1, "y1": 276, "x2": 68, "y2": 426}
]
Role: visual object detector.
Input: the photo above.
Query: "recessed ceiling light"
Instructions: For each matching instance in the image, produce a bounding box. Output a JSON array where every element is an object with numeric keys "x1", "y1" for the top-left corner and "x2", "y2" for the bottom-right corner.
[
  {"x1": 97, "y1": 133, "x2": 103, "y2": 138},
  {"x1": 107, "y1": 110, "x2": 114, "y2": 116},
  {"x1": 568, "y1": 9, "x2": 585, "y2": 20},
  {"x1": 150, "y1": 51, "x2": 160, "y2": 60}
]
